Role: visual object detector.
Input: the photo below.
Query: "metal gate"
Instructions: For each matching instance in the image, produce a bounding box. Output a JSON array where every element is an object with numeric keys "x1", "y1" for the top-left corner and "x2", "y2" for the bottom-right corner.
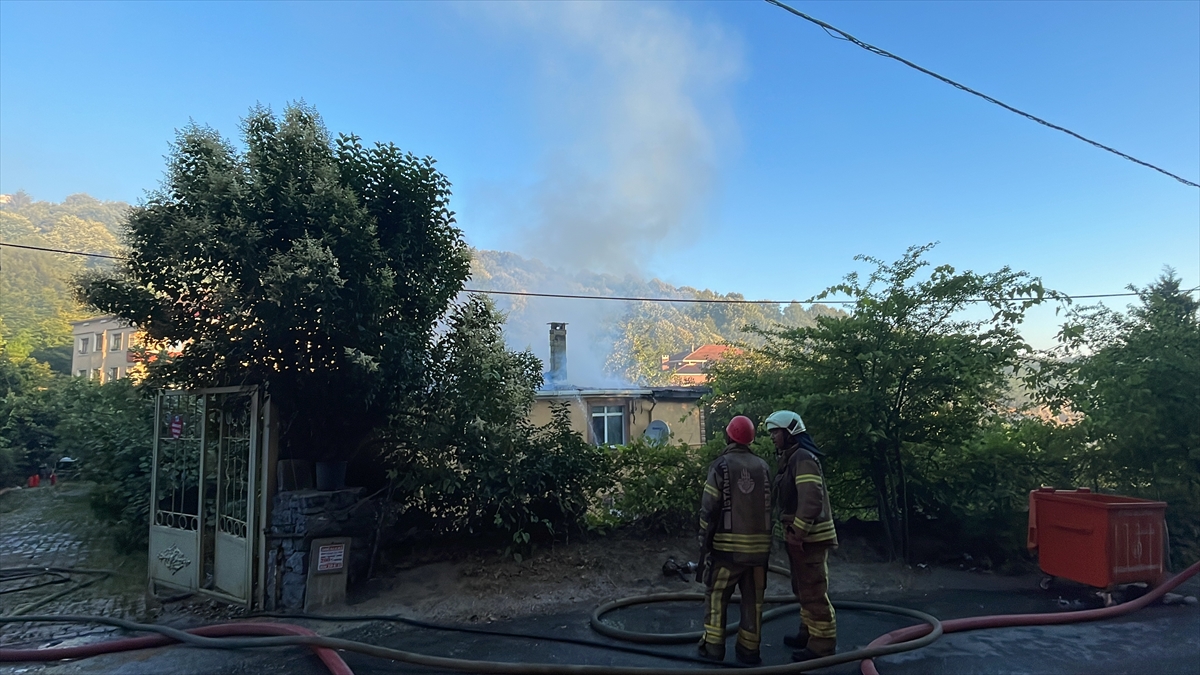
[{"x1": 149, "y1": 386, "x2": 265, "y2": 607}]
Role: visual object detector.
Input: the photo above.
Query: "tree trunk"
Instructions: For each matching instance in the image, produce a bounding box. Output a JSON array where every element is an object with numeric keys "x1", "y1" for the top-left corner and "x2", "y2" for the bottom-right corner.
[
  {"x1": 893, "y1": 443, "x2": 910, "y2": 563},
  {"x1": 871, "y1": 462, "x2": 897, "y2": 562}
]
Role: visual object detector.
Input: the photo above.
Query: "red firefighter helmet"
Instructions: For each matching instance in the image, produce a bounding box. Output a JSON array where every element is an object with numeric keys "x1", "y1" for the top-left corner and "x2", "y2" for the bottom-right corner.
[{"x1": 725, "y1": 416, "x2": 755, "y2": 445}]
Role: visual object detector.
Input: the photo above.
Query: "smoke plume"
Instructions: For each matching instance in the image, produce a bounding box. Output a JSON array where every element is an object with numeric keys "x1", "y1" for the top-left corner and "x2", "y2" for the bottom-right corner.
[{"x1": 508, "y1": 3, "x2": 742, "y2": 274}]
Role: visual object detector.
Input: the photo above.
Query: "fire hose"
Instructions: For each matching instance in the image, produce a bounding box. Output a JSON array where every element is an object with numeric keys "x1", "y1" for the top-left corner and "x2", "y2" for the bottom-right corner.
[
  {"x1": 1, "y1": 561, "x2": 1196, "y2": 674},
  {"x1": 858, "y1": 559, "x2": 1200, "y2": 675}
]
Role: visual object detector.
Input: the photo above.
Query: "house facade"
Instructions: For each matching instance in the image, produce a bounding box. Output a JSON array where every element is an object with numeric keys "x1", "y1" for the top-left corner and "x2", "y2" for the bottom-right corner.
[
  {"x1": 530, "y1": 386, "x2": 709, "y2": 447},
  {"x1": 70, "y1": 316, "x2": 142, "y2": 383}
]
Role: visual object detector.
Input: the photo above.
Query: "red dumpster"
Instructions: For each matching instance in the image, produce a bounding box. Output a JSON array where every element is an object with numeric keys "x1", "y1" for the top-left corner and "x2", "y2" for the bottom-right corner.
[{"x1": 1027, "y1": 487, "x2": 1167, "y2": 589}]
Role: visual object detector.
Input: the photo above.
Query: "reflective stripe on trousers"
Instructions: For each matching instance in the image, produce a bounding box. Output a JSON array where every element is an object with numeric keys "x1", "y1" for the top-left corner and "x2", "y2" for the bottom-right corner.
[
  {"x1": 703, "y1": 562, "x2": 766, "y2": 654},
  {"x1": 786, "y1": 542, "x2": 837, "y2": 654}
]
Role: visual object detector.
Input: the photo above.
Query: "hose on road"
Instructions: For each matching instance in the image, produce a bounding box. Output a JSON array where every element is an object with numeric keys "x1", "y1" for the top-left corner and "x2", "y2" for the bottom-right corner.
[
  {"x1": 2, "y1": 561, "x2": 1196, "y2": 675},
  {"x1": 0, "y1": 604, "x2": 940, "y2": 674},
  {"x1": 253, "y1": 609, "x2": 748, "y2": 668},
  {"x1": 0, "y1": 620, "x2": 353, "y2": 675},
  {"x1": 858, "y1": 559, "x2": 1200, "y2": 675},
  {"x1": 0, "y1": 566, "x2": 112, "y2": 617}
]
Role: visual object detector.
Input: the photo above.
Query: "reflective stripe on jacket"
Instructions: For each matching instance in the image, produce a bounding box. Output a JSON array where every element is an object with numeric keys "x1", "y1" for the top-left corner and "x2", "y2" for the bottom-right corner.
[
  {"x1": 778, "y1": 442, "x2": 838, "y2": 547},
  {"x1": 699, "y1": 443, "x2": 772, "y2": 565}
]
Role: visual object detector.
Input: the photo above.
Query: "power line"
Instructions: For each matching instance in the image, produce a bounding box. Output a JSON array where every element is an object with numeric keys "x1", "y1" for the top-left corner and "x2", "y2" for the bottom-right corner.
[
  {"x1": 5, "y1": 241, "x2": 1193, "y2": 306},
  {"x1": 764, "y1": 0, "x2": 1200, "y2": 189},
  {"x1": 0, "y1": 241, "x2": 125, "y2": 260},
  {"x1": 466, "y1": 288, "x2": 1194, "y2": 306}
]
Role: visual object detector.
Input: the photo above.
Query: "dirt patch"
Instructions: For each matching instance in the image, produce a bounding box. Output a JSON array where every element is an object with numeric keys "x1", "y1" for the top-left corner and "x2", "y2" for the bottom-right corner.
[
  {"x1": 0, "y1": 485, "x2": 1037, "y2": 641},
  {"x1": 334, "y1": 531, "x2": 1036, "y2": 624}
]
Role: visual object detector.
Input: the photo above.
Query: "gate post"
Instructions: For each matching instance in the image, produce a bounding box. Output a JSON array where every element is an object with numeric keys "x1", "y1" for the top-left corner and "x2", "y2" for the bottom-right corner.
[{"x1": 256, "y1": 395, "x2": 278, "y2": 611}]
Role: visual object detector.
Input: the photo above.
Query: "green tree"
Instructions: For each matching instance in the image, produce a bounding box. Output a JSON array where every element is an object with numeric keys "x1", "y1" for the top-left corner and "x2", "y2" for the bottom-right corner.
[
  {"x1": 1035, "y1": 270, "x2": 1200, "y2": 564},
  {"x1": 53, "y1": 376, "x2": 155, "y2": 551},
  {"x1": 386, "y1": 296, "x2": 608, "y2": 551},
  {"x1": 605, "y1": 302, "x2": 721, "y2": 384},
  {"x1": 708, "y1": 244, "x2": 1053, "y2": 560},
  {"x1": 0, "y1": 349, "x2": 59, "y2": 485},
  {"x1": 77, "y1": 105, "x2": 471, "y2": 462}
]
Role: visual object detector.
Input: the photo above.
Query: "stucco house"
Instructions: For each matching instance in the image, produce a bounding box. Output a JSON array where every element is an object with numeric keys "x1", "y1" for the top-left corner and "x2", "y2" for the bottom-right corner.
[{"x1": 531, "y1": 323, "x2": 710, "y2": 447}]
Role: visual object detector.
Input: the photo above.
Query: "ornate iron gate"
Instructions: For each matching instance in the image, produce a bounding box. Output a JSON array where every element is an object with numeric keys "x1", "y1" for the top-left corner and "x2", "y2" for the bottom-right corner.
[{"x1": 149, "y1": 386, "x2": 264, "y2": 607}]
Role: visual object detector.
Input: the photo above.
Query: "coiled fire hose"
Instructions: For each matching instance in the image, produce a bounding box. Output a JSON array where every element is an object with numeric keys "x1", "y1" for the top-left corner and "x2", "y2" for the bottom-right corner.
[
  {"x1": 0, "y1": 566, "x2": 111, "y2": 616},
  {"x1": 1, "y1": 561, "x2": 1196, "y2": 675}
]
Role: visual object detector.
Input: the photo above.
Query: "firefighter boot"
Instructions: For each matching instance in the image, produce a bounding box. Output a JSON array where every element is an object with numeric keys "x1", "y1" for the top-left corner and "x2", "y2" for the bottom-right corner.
[
  {"x1": 734, "y1": 643, "x2": 762, "y2": 665},
  {"x1": 697, "y1": 638, "x2": 725, "y2": 662},
  {"x1": 783, "y1": 629, "x2": 809, "y2": 649}
]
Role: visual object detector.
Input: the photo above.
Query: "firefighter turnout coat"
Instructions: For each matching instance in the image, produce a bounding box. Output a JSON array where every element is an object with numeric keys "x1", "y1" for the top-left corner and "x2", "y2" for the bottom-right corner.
[
  {"x1": 777, "y1": 438, "x2": 838, "y2": 548},
  {"x1": 699, "y1": 443, "x2": 773, "y2": 565}
]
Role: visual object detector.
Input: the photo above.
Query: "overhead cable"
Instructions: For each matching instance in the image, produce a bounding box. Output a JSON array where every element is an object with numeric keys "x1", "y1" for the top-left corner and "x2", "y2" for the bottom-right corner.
[
  {"x1": 5, "y1": 241, "x2": 1193, "y2": 306},
  {"x1": 0, "y1": 241, "x2": 124, "y2": 260},
  {"x1": 764, "y1": 0, "x2": 1200, "y2": 189}
]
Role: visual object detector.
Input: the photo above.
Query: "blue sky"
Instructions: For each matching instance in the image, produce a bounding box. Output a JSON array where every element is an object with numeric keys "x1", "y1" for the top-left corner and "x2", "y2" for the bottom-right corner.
[{"x1": 2, "y1": 1, "x2": 1197, "y2": 347}]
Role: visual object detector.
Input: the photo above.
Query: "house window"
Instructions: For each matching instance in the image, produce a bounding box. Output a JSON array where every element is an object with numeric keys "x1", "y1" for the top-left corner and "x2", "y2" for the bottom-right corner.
[
  {"x1": 590, "y1": 405, "x2": 625, "y2": 445},
  {"x1": 110, "y1": 332, "x2": 123, "y2": 351},
  {"x1": 77, "y1": 369, "x2": 87, "y2": 377},
  {"x1": 95, "y1": 333, "x2": 105, "y2": 351},
  {"x1": 79, "y1": 337, "x2": 90, "y2": 354},
  {"x1": 108, "y1": 367, "x2": 120, "y2": 381},
  {"x1": 90, "y1": 369, "x2": 100, "y2": 380}
]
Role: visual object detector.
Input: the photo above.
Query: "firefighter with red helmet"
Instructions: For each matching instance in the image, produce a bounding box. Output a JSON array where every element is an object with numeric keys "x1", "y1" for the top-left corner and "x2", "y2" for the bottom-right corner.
[
  {"x1": 696, "y1": 415, "x2": 772, "y2": 665},
  {"x1": 766, "y1": 409, "x2": 838, "y2": 662}
]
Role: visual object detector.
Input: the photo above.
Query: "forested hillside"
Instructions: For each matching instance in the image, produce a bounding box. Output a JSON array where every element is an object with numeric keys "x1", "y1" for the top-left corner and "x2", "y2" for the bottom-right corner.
[
  {"x1": 0, "y1": 192, "x2": 126, "y2": 365},
  {"x1": 469, "y1": 249, "x2": 842, "y2": 385},
  {"x1": 0, "y1": 194, "x2": 839, "y2": 383}
]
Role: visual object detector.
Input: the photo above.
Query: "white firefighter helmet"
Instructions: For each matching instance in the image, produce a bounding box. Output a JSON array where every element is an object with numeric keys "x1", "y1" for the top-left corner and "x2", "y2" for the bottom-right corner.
[{"x1": 764, "y1": 410, "x2": 806, "y2": 435}]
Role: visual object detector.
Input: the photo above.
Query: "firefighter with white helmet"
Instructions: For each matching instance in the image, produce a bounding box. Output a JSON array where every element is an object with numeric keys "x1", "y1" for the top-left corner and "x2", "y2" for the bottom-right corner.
[
  {"x1": 695, "y1": 415, "x2": 772, "y2": 665},
  {"x1": 765, "y1": 410, "x2": 839, "y2": 662}
]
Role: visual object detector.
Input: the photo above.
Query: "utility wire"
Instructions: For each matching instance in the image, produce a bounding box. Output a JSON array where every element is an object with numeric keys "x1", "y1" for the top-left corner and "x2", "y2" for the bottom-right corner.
[
  {"x1": 764, "y1": 0, "x2": 1200, "y2": 189},
  {"x1": 0, "y1": 241, "x2": 125, "y2": 260},
  {"x1": 5, "y1": 240, "x2": 1194, "y2": 306},
  {"x1": 461, "y1": 287, "x2": 1165, "y2": 306}
]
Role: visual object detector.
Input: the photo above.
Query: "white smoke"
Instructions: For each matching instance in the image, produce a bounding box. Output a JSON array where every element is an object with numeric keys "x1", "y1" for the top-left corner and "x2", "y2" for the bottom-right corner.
[
  {"x1": 462, "y1": 3, "x2": 742, "y2": 384},
  {"x1": 497, "y1": 2, "x2": 743, "y2": 274}
]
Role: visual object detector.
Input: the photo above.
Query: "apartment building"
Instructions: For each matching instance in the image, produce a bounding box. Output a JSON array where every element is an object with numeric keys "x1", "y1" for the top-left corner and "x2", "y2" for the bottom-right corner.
[{"x1": 70, "y1": 316, "x2": 140, "y2": 383}]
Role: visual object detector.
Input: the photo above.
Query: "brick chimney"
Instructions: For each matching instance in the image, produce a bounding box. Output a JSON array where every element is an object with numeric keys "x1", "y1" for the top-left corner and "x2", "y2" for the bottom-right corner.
[{"x1": 548, "y1": 322, "x2": 567, "y2": 384}]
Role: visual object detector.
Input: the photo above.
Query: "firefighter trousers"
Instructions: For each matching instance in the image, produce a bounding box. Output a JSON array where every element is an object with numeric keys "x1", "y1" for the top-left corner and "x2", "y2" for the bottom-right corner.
[
  {"x1": 786, "y1": 542, "x2": 837, "y2": 655},
  {"x1": 702, "y1": 561, "x2": 767, "y2": 657}
]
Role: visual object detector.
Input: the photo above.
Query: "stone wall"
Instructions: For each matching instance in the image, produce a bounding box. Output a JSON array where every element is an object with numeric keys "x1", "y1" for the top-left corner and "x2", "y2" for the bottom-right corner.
[{"x1": 265, "y1": 488, "x2": 376, "y2": 610}]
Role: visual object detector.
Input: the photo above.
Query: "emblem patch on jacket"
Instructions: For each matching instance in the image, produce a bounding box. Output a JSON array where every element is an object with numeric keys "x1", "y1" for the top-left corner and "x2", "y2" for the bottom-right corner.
[{"x1": 737, "y1": 468, "x2": 755, "y2": 494}]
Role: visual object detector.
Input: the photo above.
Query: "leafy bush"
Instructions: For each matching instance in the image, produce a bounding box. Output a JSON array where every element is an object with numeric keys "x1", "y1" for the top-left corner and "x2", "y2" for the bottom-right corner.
[
  {"x1": 391, "y1": 403, "x2": 609, "y2": 557},
  {"x1": 0, "y1": 353, "x2": 63, "y2": 486},
  {"x1": 382, "y1": 298, "x2": 611, "y2": 557},
  {"x1": 51, "y1": 377, "x2": 154, "y2": 551},
  {"x1": 0, "y1": 349, "x2": 154, "y2": 551},
  {"x1": 911, "y1": 418, "x2": 1083, "y2": 566},
  {"x1": 597, "y1": 438, "x2": 725, "y2": 535}
]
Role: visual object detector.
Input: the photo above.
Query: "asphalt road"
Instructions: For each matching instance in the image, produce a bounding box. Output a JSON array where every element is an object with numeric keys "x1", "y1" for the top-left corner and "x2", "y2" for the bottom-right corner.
[{"x1": 9, "y1": 572, "x2": 1198, "y2": 675}]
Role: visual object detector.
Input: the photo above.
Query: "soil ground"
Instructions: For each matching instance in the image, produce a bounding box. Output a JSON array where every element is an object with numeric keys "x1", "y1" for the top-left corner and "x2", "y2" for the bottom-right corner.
[{"x1": 343, "y1": 531, "x2": 1027, "y2": 626}]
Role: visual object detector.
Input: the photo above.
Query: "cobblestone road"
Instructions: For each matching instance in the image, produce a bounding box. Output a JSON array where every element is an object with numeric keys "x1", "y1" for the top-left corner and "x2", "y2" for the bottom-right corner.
[{"x1": 0, "y1": 483, "x2": 148, "y2": 652}]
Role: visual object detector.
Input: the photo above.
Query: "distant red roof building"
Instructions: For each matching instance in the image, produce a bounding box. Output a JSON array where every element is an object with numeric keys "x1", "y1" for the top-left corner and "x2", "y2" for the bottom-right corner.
[{"x1": 661, "y1": 345, "x2": 738, "y2": 385}]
